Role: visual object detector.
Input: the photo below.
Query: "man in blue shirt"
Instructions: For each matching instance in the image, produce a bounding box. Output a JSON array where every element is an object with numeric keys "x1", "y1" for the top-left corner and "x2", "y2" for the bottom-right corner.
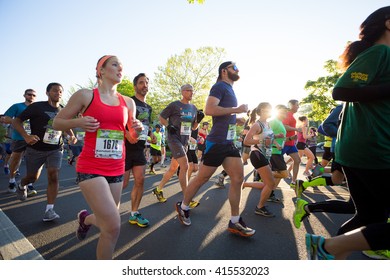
[
  {"x1": 175, "y1": 61, "x2": 255, "y2": 237},
  {"x1": 1, "y1": 89, "x2": 36, "y2": 194}
]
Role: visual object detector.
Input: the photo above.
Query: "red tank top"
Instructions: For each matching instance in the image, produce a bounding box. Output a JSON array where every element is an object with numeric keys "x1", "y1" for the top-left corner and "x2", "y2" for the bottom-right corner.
[
  {"x1": 76, "y1": 88, "x2": 128, "y2": 176},
  {"x1": 283, "y1": 111, "x2": 296, "y2": 146}
]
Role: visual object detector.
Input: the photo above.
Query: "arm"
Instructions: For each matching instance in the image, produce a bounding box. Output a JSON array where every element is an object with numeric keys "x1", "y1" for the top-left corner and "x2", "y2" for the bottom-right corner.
[
  {"x1": 243, "y1": 123, "x2": 261, "y2": 147},
  {"x1": 333, "y1": 83, "x2": 390, "y2": 102},
  {"x1": 53, "y1": 89, "x2": 100, "y2": 132},
  {"x1": 159, "y1": 115, "x2": 168, "y2": 127},
  {"x1": 123, "y1": 96, "x2": 143, "y2": 141},
  {"x1": 204, "y1": 96, "x2": 248, "y2": 116},
  {"x1": 301, "y1": 126, "x2": 312, "y2": 140},
  {"x1": 12, "y1": 117, "x2": 39, "y2": 145}
]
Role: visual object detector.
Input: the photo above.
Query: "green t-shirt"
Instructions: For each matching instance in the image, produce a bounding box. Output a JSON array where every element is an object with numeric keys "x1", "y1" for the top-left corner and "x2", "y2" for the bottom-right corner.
[
  {"x1": 334, "y1": 44, "x2": 390, "y2": 169},
  {"x1": 269, "y1": 118, "x2": 286, "y2": 155},
  {"x1": 150, "y1": 131, "x2": 162, "y2": 151}
]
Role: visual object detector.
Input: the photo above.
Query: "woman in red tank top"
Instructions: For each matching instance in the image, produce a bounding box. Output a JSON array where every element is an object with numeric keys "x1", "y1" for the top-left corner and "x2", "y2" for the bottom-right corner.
[{"x1": 53, "y1": 55, "x2": 143, "y2": 259}]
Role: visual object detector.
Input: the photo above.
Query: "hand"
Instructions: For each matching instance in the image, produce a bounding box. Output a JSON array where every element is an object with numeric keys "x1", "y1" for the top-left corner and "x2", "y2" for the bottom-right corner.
[
  {"x1": 196, "y1": 110, "x2": 205, "y2": 123},
  {"x1": 79, "y1": 116, "x2": 100, "y2": 132},
  {"x1": 67, "y1": 135, "x2": 78, "y2": 145},
  {"x1": 167, "y1": 124, "x2": 178, "y2": 134},
  {"x1": 125, "y1": 130, "x2": 138, "y2": 144},
  {"x1": 236, "y1": 117, "x2": 246, "y2": 126},
  {"x1": 236, "y1": 104, "x2": 248, "y2": 114},
  {"x1": 275, "y1": 133, "x2": 284, "y2": 138},
  {"x1": 289, "y1": 135, "x2": 298, "y2": 141},
  {"x1": 25, "y1": 134, "x2": 40, "y2": 145}
]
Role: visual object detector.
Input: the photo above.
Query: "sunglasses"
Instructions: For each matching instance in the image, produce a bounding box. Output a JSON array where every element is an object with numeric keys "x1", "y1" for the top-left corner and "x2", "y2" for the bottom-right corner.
[
  {"x1": 226, "y1": 64, "x2": 238, "y2": 71},
  {"x1": 26, "y1": 93, "x2": 36, "y2": 97}
]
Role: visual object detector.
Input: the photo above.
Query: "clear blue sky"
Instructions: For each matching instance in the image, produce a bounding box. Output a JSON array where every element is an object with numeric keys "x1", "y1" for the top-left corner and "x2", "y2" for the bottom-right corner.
[{"x1": 1, "y1": 0, "x2": 388, "y2": 114}]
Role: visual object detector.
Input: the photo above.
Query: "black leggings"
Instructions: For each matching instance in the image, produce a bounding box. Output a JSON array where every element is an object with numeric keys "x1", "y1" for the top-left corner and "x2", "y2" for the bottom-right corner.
[
  {"x1": 338, "y1": 166, "x2": 390, "y2": 236},
  {"x1": 308, "y1": 197, "x2": 355, "y2": 214}
]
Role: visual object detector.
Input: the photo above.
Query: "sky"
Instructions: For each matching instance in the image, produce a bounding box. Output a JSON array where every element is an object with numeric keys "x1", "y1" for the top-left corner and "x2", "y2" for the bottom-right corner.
[{"x1": 1, "y1": 0, "x2": 389, "y2": 114}]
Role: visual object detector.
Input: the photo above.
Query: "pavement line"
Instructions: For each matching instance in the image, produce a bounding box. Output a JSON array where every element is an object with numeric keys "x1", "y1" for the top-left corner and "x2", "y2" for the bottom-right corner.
[{"x1": 0, "y1": 208, "x2": 44, "y2": 260}]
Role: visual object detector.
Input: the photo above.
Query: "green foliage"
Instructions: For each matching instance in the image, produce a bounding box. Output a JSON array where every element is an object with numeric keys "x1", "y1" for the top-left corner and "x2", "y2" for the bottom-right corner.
[
  {"x1": 148, "y1": 46, "x2": 226, "y2": 122},
  {"x1": 187, "y1": 0, "x2": 205, "y2": 4},
  {"x1": 117, "y1": 76, "x2": 135, "y2": 97},
  {"x1": 301, "y1": 60, "x2": 342, "y2": 122}
]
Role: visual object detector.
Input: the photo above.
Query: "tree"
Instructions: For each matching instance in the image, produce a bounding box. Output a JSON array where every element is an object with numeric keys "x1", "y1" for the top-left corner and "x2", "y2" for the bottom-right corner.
[
  {"x1": 301, "y1": 60, "x2": 343, "y2": 122},
  {"x1": 147, "y1": 46, "x2": 226, "y2": 122},
  {"x1": 187, "y1": 0, "x2": 205, "y2": 4}
]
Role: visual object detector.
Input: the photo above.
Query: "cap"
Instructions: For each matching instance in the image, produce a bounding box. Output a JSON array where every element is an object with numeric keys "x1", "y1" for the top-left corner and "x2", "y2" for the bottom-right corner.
[
  {"x1": 180, "y1": 84, "x2": 193, "y2": 91},
  {"x1": 217, "y1": 61, "x2": 233, "y2": 81},
  {"x1": 155, "y1": 124, "x2": 161, "y2": 128}
]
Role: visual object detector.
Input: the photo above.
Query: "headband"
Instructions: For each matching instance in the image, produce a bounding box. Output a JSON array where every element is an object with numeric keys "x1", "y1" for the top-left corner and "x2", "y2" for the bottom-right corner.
[{"x1": 96, "y1": 55, "x2": 114, "y2": 78}]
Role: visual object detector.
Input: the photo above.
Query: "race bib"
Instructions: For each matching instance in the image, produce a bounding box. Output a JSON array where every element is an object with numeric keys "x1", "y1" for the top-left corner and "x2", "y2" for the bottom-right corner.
[
  {"x1": 95, "y1": 129, "x2": 124, "y2": 159},
  {"x1": 43, "y1": 128, "x2": 61, "y2": 145},
  {"x1": 189, "y1": 141, "x2": 197, "y2": 150},
  {"x1": 180, "y1": 122, "x2": 191, "y2": 136},
  {"x1": 226, "y1": 124, "x2": 236, "y2": 140},
  {"x1": 23, "y1": 120, "x2": 31, "y2": 135},
  {"x1": 138, "y1": 124, "x2": 149, "y2": 141}
]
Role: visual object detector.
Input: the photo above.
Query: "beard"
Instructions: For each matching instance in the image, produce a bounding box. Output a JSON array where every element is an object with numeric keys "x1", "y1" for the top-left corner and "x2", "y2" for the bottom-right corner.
[{"x1": 228, "y1": 71, "x2": 240, "y2": 82}]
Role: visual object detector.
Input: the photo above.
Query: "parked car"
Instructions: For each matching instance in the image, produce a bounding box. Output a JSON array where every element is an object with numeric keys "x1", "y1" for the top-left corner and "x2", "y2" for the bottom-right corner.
[{"x1": 316, "y1": 142, "x2": 325, "y2": 154}]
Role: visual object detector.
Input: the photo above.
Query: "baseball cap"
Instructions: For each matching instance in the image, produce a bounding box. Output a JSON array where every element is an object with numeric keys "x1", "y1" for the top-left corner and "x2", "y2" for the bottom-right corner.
[{"x1": 155, "y1": 124, "x2": 161, "y2": 128}]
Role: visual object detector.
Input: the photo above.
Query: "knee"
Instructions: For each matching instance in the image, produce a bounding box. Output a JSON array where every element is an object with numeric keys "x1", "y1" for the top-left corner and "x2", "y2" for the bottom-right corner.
[{"x1": 273, "y1": 170, "x2": 289, "y2": 178}]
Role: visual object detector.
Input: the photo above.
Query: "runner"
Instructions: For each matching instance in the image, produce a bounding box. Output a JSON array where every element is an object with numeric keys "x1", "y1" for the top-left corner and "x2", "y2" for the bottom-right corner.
[
  {"x1": 176, "y1": 61, "x2": 255, "y2": 237},
  {"x1": 52, "y1": 55, "x2": 143, "y2": 259},
  {"x1": 242, "y1": 102, "x2": 283, "y2": 217},
  {"x1": 122, "y1": 73, "x2": 153, "y2": 228},
  {"x1": 1, "y1": 89, "x2": 36, "y2": 194},
  {"x1": 152, "y1": 84, "x2": 201, "y2": 205},
  {"x1": 12, "y1": 83, "x2": 76, "y2": 222}
]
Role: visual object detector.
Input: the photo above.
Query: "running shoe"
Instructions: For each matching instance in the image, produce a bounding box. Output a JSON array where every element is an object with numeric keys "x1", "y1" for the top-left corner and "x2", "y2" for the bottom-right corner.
[
  {"x1": 43, "y1": 209, "x2": 60, "y2": 222},
  {"x1": 267, "y1": 192, "x2": 283, "y2": 204},
  {"x1": 76, "y1": 209, "x2": 91, "y2": 240},
  {"x1": 188, "y1": 200, "x2": 200, "y2": 209},
  {"x1": 16, "y1": 185, "x2": 27, "y2": 201},
  {"x1": 294, "y1": 179, "x2": 305, "y2": 198},
  {"x1": 293, "y1": 198, "x2": 310, "y2": 229},
  {"x1": 215, "y1": 173, "x2": 225, "y2": 188},
  {"x1": 27, "y1": 185, "x2": 37, "y2": 197},
  {"x1": 129, "y1": 212, "x2": 149, "y2": 228},
  {"x1": 227, "y1": 217, "x2": 255, "y2": 237},
  {"x1": 4, "y1": 166, "x2": 10, "y2": 175},
  {"x1": 289, "y1": 181, "x2": 296, "y2": 189},
  {"x1": 7, "y1": 182, "x2": 16, "y2": 193},
  {"x1": 152, "y1": 187, "x2": 167, "y2": 203},
  {"x1": 311, "y1": 164, "x2": 325, "y2": 178},
  {"x1": 362, "y1": 250, "x2": 390, "y2": 260},
  {"x1": 254, "y1": 206, "x2": 275, "y2": 217},
  {"x1": 303, "y1": 170, "x2": 311, "y2": 177},
  {"x1": 305, "y1": 233, "x2": 335, "y2": 260},
  {"x1": 175, "y1": 201, "x2": 191, "y2": 226},
  {"x1": 149, "y1": 170, "x2": 156, "y2": 175}
]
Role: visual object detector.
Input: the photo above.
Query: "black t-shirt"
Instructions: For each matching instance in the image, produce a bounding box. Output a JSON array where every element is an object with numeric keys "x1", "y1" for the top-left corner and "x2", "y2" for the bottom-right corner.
[
  {"x1": 125, "y1": 96, "x2": 153, "y2": 151},
  {"x1": 18, "y1": 101, "x2": 63, "y2": 151}
]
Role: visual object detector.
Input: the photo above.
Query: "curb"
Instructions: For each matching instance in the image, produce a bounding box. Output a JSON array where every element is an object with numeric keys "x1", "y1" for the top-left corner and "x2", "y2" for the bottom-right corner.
[{"x1": 0, "y1": 208, "x2": 44, "y2": 260}]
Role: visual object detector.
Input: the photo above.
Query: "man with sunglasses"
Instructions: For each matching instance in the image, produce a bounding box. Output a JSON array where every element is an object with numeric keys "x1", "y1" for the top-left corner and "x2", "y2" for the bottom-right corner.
[
  {"x1": 176, "y1": 61, "x2": 256, "y2": 237},
  {"x1": 1, "y1": 89, "x2": 37, "y2": 194}
]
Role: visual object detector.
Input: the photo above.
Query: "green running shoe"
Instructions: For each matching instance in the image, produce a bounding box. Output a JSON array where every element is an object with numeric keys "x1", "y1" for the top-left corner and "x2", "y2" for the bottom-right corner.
[
  {"x1": 362, "y1": 250, "x2": 390, "y2": 260},
  {"x1": 293, "y1": 198, "x2": 309, "y2": 229},
  {"x1": 294, "y1": 179, "x2": 305, "y2": 198}
]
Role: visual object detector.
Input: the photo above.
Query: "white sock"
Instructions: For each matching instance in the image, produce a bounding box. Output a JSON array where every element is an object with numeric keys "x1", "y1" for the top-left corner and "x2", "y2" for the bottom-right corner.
[
  {"x1": 181, "y1": 202, "x2": 190, "y2": 211},
  {"x1": 45, "y1": 204, "x2": 54, "y2": 212},
  {"x1": 131, "y1": 211, "x2": 139, "y2": 216},
  {"x1": 161, "y1": 155, "x2": 165, "y2": 165},
  {"x1": 230, "y1": 216, "x2": 240, "y2": 224}
]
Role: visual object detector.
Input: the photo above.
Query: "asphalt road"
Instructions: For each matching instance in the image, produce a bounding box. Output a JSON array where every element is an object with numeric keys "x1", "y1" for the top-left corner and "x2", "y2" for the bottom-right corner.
[{"x1": 0, "y1": 155, "x2": 367, "y2": 260}]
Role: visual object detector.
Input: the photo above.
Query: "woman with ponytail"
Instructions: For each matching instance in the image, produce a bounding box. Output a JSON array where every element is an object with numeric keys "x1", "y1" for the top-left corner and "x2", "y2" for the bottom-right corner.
[{"x1": 306, "y1": 6, "x2": 390, "y2": 260}]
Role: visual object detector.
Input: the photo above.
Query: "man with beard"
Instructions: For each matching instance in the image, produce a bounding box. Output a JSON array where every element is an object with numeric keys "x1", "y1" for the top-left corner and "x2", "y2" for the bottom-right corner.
[
  {"x1": 1, "y1": 89, "x2": 36, "y2": 194},
  {"x1": 122, "y1": 73, "x2": 154, "y2": 227},
  {"x1": 175, "y1": 61, "x2": 255, "y2": 237},
  {"x1": 12, "y1": 83, "x2": 76, "y2": 221}
]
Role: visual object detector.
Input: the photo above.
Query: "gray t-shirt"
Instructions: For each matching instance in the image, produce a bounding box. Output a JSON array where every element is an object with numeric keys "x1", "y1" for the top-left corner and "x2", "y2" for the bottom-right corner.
[{"x1": 160, "y1": 100, "x2": 197, "y2": 146}]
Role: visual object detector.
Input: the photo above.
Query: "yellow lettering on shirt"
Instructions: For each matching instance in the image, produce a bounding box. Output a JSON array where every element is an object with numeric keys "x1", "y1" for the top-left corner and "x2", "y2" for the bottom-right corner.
[{"x1": 350, "y1": 72, "x2": 368, "y2": 82}]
